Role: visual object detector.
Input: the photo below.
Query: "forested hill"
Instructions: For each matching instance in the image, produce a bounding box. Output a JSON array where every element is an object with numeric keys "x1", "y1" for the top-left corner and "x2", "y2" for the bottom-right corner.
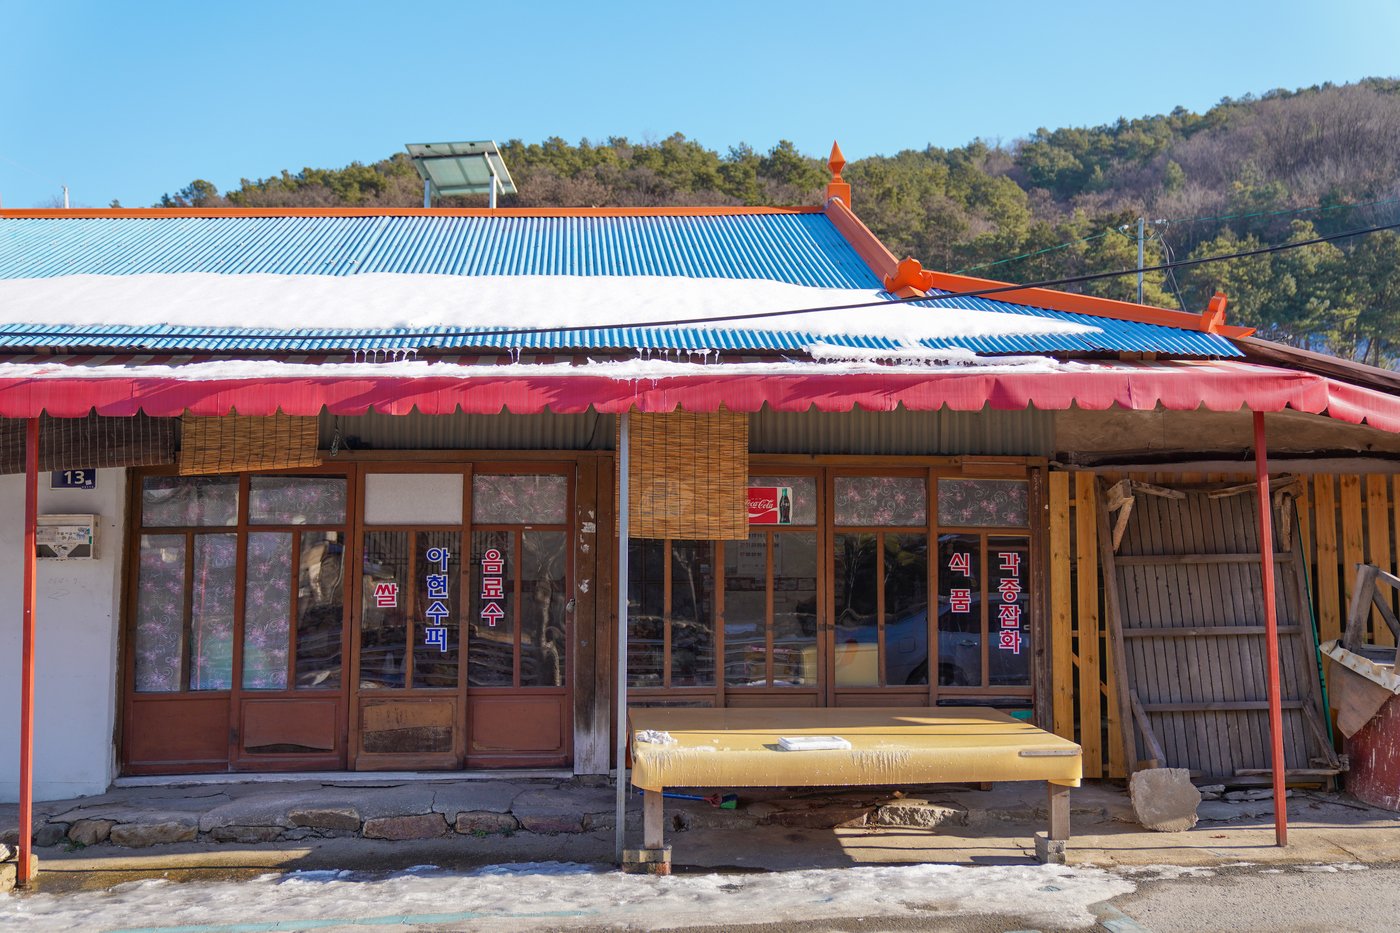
[{"x1": 155, "y1": 79, "x2": 1400, "y2": 367}]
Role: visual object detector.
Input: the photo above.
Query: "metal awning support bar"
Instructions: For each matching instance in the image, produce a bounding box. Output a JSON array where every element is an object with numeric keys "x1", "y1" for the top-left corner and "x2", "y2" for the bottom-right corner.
[
  {"x1": 1254, "y1": 410, "x2": 1289, "y2": 846},
  {"x1": 18, "y1": 417, "x2": 39, "y2": 885},
  {"x1": 613, "y1": 410, "x2": 630, "y2": 864}
]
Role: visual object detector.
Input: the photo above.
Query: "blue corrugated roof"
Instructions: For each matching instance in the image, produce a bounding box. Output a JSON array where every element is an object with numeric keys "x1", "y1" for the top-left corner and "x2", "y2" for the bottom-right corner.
[{"x1": 0, "y1": 212, "x2": 1242, "y2": 357}]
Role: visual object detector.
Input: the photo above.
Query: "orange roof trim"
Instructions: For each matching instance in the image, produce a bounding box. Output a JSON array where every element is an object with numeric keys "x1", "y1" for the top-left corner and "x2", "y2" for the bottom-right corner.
[
  {"x1": 0, "y1": 206, "x2": 825, "y2": 220},
  {"x1": 822, "y1": 198, "x2": 1252, "y2": 338}
]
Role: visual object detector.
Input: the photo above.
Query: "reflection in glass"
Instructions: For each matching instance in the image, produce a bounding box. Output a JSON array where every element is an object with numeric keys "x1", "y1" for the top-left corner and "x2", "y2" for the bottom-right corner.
[
  {"x1": 521, "y1": 531, "x2": 567, "y2": 687},
  {"x1": 670, "y1": 541, "x2": 716, "y2": 686},
  {"x1": 989, "y1": 536, "x2": 1031, "y2": 686},
  {"x1": 723, "y1": 533, "x2": 767, "y2": 687},
  {"x1": 938, "y1": 533, "x2": 983, "y2": 686},
  {"x1": 250, "y1": 476, "x2": 347, "y2": 525},
  {"x1": 627, "y1": 540, "x2": 665, "y2": 688},
  {"x1": 142, "y1": 476, "x2": 239, "y2": 527},
  {"x1": 833, "y1": 533, "x2": 878, "y2": 686},
  {"x1": 189, "y1": 534, "x2": 236, "y2": 691},
  {"x1": 243, "y1": 533, "x2": 291, "y2": 690},
  {"x1": 360, "y1": 532, "x2": 409, "y2": 688},
  {"x1": 835, "y1": 476, "x2": 927, "y2": 526},
  {"x1": 469, "y1": 531, "x2": 513, "y2": 687},
  {"x1": 297, "y1": 531, "x2": 345, "y2": 688},
  {"x1": 883, "y1": 533, "x2": 929, "y2": 686},
  {"x1": 135, "y1": 534, "x2": 186, "y2": 692},
  {"x1": 772, "y1": 533, "x2": 818, "y2": 686},
  {"x1": 413, "y1": 531, "x2": 460, "y2": 688},
  {"x1": 472, "y1": 474, "x2": 569, "y2": 525}
]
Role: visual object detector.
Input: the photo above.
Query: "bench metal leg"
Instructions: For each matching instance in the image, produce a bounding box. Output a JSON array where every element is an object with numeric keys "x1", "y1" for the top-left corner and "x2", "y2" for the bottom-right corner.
[
  {"x1": 622, "y1": 788, "x2": 672, "y2": 875},
  {"x1": 1036, "y1": 783, "x2": 1070, "y2": 865}
]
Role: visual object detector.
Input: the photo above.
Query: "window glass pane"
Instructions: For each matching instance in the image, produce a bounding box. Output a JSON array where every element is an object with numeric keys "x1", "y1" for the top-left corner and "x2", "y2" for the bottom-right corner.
[
  {"x1": 521, "y1": 530, "x2": 568, "y2": 687},
  {"x1": 835, "y1": 476, "x2": 927, "y2": 526},
  {"x1": 938, "y1": 533, "x2": 984, "y2": 687},
  {"x1": 142, "y1": 476, "x2": 239, "y2": 527},
  {"x1": 724, "y1": 533, "x2": 768, "y2": 687},
  {"x1": 250, "y1": 476, "x2": 346, "y2": 525},
  {"x1": 772, "y1": 532, "x2": 818, "y2": 686},
  {"x1": 469, "y1": 531, "x2": 513, "y2": 686},
  {"x1": 189, "y1": 534, "x2": 237, "y2": 691},
  {"x1": 748, "y1": 475, "x2": 817, "y2": 525},
  {"x1": 297, "y1": 531, "x2": 345, "y2": 688},
  {"x1": 989, "y1": 536, "x2": 1031, "y2": 686},
  {"x1": 242, "y1": 533, "x2": 291, "y2": 690},
  {"x1": 884, "y1": 533, "x2": 929, "y2": 686},
  {"x1": 833, "y1": 532, "x2": 879, "y2": 686},
  {"x1": 938, "y1": 479, "x2": 1028, "y2": 528},
  {"x1": 360, "y1": 531, "x2": 409, "y2": 688},
  {"x1": 414, "y1": 531, "x2": 461, "y2": 688},
  {"x1": 473, "y1": 474, "x2": 569, "y2": 525},
  {"x1": 135, "y1": 534, "x2": 186, "y2": 692},
  {"x1": 670, "y1": 541, "x2": 716, "y2": 686},
  {"x1": 627, "y1": 540, "x2": 665, "y2": 688}
]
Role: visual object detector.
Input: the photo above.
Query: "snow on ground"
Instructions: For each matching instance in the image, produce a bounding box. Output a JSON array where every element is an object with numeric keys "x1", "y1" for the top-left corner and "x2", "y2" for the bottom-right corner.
[
  {"x1": 0, "y1": 861, "x2": 1136, "y2": 932},
  {"x1": 0, "y1": 273, "x2": 1100, "y2": 343}
]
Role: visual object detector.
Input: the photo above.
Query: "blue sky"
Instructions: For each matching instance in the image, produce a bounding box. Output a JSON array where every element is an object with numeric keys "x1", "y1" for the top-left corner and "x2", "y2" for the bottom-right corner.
[{"x1": 2, "y1": 0, "x2": 1397, "y2": 208}]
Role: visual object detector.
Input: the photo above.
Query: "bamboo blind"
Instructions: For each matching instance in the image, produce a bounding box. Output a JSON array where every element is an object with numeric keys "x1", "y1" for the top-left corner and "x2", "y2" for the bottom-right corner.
[
  {"x1": 178, "y1": 413, "x2": 321, "y2": 475},
  {"x1": 621, "y1": 410, "x2": 749, "y2": 540},
  {"x1": 0, "y1": 413, "x2": 175, "y2": 474}
]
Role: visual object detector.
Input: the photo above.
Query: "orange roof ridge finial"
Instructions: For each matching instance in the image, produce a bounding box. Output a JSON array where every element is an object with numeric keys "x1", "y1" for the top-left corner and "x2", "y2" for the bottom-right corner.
[
  {"x1": 826, "y1": 141, "x2": 852, "y2": 208},
  {"x1": 1201, "y1": 291, "x2": 1229, "y2": 334}
]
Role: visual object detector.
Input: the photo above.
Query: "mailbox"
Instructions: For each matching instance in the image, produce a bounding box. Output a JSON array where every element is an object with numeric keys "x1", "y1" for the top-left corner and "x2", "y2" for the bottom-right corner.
[{"x1": 36, "y1": 514, "x2": 97, "y2": 560}]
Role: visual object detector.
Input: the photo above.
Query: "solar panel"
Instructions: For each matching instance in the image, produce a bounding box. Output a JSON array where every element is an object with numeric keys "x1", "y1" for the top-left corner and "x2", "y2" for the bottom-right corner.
[{"x1": 406, "y1": 141, "x2": 518, "y2": 197}]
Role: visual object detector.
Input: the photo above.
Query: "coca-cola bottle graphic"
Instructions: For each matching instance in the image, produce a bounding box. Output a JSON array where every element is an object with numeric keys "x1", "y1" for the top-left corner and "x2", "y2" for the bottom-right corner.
[{"x1": 778, "y1": 488, "x2": 792, "y2": 524}]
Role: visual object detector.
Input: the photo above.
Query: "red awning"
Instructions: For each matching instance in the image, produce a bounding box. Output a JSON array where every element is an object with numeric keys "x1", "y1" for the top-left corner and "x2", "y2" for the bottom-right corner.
[{"x1": 0, "y1": 359, "x2": 1397, "y2": 431}]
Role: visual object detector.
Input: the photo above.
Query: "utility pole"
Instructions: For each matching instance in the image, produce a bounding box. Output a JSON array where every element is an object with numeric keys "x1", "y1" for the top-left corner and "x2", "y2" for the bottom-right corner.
[{"x1": 1136, "y1": 215, "x2": 1145, "y2": 305}]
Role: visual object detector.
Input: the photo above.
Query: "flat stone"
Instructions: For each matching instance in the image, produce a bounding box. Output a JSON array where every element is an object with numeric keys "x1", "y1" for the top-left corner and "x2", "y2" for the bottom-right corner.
[
  {"x1": 109, "y1": 820, "x2": 199, "y2": 848},
  {"x1": 198, "y1": 795, "x2": 298, "y2": 833},
  {"x1": 454, "y1": 811, "x2": 520, "y2": 835},
  {"x1": 430, "y1": 782, "x2": 523, "y2": 816},
  {"x1": 362, "y1": 813, "x2": 447, "y2": 841},
  {"x1": 1130, "y1": 767, "x2": 1202, "y2": 832},
  {"x1": 518, "y1": 814, "x2": 584, "y2": 834},
  {"x1": 210, "y1": 825, "x2": 284, "y2": 844},
  {"x1": 1198, "y1": 800, "x2": 1273, "y2": 821},
  {"x1": 875, "y1": 800, "x2": 968, "y2": 829},
  {"x1": 68, "y1": 819, "x2": 115, "y2": 847},
  {"x1": 32, "y1": 823, "x2": 68, "y2": 848},
  {"x1": 288, "y1": 807, "x2": 361, "y2": 832},
  {"x1": 1225, "y1": 788, "x2": 1291, "y2": 802}
]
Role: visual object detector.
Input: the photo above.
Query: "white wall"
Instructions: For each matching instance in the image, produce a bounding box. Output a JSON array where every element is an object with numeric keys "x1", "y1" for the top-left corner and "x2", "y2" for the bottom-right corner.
[{"x1": 0, "y1": 468, "x2": 125, "y2": 802}]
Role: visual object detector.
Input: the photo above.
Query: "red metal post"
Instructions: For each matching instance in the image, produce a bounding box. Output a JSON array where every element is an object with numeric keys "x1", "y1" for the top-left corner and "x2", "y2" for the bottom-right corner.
[
  {"x1": 1253, "y1": 410, "x2": 1288, "y2": 846},
  {"x1": 17, "y1": 417, "x2": 39, "y2": 884}
]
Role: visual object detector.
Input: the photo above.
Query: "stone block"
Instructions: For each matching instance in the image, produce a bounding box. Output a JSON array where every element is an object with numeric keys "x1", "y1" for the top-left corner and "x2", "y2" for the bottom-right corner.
[
  {"x1": 109, "y1": 820, "x2": 199, "y2": 848},
  {"x1": 362, "y1": 813, "x2": 447, "y2": 841},
  {"x1": 454, "y1": 812, "x2": 519, "y2": 835},
  {"x1": 1130, "y1": 767, "x2": 1202, "y2": 832},
  {"x1": 621, "y1": 845, "x2": 671, "y2": 876},
  {"x1": 874, "y1": 800, "x2": 967, "y2": 829},
  {"x1": 68, "y1": 819, "x2": 115, "y2": 847},
  {"x1": 210, "y1": 825, "x2": 284, "y2": 844},
  {"x1": 1034, "y1": 832, "x2": 1066, "y2": 865},
  {"x1": 289, "y1": 807, "x2": 361, "y2": 832}
]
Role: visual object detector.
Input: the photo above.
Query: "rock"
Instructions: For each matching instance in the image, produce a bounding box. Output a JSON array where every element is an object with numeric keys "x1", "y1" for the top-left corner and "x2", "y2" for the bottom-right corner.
[
  {"x1": 0, "y1": 861, "x2": 13, "y2": 894},
  {"x1": 517, "y1": 814, "x2": 584, "y2": 834},
  {"x1": 1197, "y1": 784, "x2": 1226, "y2": 800},
  {"x1": 766, "y1": 805, "x2": 873, "y2": 829},
  {"x1": 0, "y1": 829, "x2": 17, "y2": 847},
  {"x1": 68, "y1": 819, "x2": 115, "y2": 847},
  {"x1": 109, "y1": 820, "x2": 199, "y2": 848},
  {"x1": 362, "y1": 813, "x2": 447, "y2": 841},
  {"x1": 32, "y1": 823, "x2": 68, "y2": 848},
  {"x1": 289, "y1": 807, "x2": 361, "y2": 832},
  {"x1": 0, "y1": 841, "x2": 15, "y2": 861},
  {"x1": 875, "y1": 800, "x2": 967, "y2": 829},
  {"x1": 1130, "y1": 767, "x2": 1202, "y2": 832},
  {"x1": 210, "y1": 825, "x2": 284, "y2": 844},
  {"x1": 1225, "y1": 788, "x2": 1290, "y2": 802},
  {"x1": 454, "y1": 812, "x2": 519, "y2": 835}
]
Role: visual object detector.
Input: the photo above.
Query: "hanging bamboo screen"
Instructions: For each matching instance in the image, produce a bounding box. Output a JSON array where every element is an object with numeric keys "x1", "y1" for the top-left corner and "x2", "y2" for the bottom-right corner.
[
  {"x1": 621, "y1": 410, "x2": 749, "y2": 540},
  {"x1": 0, "y1": 413, "x2": 176, "y2": 474},
  {"x1": 178, "y1": 413, "x2": 322, "y2": 475}
]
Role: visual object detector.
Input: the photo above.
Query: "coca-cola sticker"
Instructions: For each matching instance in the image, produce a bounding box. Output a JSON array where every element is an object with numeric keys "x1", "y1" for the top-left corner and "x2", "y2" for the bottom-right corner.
[{"x1": 748, "y1": 486, "x2": 793, "y2": 525}]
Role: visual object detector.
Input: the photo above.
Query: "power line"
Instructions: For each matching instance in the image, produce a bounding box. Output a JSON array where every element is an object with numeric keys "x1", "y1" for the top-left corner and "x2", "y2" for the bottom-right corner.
[
  {"x1": 14, "y1": 218, "x2": 1400, "y2": 343},
  {"x1": 1159, "y1": 193, "x2": 1400, "y2": 228},
  {"x1": 954, "y1": 231, "x2": 1111, "y2": 275}
]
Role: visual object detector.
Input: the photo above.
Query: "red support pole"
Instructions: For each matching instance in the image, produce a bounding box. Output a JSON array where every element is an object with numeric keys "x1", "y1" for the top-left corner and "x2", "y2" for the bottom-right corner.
[
  {"x1": 17, "y1": 417, "x2": 39, "y2": 885},
  {"x1": 1253, "y1": 410, "x2": 1288, "y2": 847}
]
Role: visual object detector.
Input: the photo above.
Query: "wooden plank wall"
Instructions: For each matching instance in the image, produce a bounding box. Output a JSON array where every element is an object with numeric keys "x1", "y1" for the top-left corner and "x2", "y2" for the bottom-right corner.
[{"x1": 1048, "y1": 469, "x2": 1400, "y2": 780}]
